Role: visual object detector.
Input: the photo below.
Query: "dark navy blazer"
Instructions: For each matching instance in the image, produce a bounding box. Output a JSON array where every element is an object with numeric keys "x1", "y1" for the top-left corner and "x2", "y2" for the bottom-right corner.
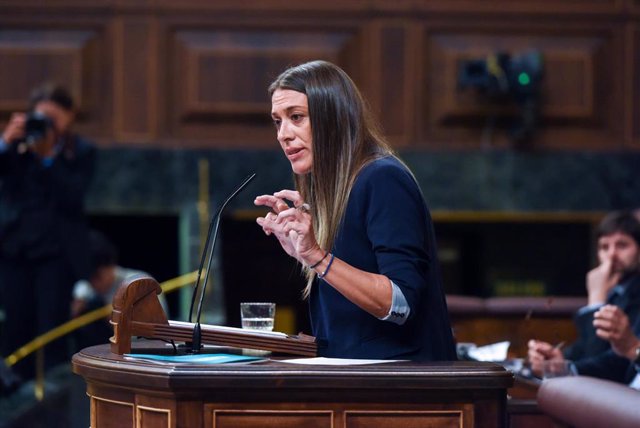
[{"x1": 309, "y1": 156, "x2": 456, "y2": 361}]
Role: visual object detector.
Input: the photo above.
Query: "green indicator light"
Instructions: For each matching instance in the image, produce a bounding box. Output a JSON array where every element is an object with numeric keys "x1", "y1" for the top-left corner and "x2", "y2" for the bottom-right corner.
[{"x1": 518, "y1": 72, "x2": 531, "y2": 86}]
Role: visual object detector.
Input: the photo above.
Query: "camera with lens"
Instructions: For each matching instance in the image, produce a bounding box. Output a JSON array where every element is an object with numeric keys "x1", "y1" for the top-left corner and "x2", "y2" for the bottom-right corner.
[{"x1": 24, "y1": 112, "x2": 54, "y2": 145}]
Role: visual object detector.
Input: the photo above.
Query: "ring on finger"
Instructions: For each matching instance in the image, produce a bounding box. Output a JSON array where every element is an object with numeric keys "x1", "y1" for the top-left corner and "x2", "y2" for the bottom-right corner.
[{"x1": 297, "y1": 203, "x2": 311, "y2": 213}]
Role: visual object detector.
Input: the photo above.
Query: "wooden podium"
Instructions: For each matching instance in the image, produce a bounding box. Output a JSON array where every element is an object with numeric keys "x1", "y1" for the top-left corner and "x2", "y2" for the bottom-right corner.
[
  {"x1": 72, "y1": 276, "x2": 513, "y2": 427},
  {"x1": 72, "y1": 344, "x2": 513, "y2": 428}
]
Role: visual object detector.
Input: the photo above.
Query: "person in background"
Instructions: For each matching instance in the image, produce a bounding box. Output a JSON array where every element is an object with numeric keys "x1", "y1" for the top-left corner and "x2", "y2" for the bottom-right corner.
[
  {"x1": 71, "y1": 230, "x2": 165, "y2": 350},
  {"x1": 528, "y1": 210, "x2": 640, "y2": 377},
  {"x1": 0, "y1": 84, "x2": 95, "y2": 380},
  {"x1": 568, "y1": 304, "x2": 640, "y2": 388},
  {"x1": 254, "y1": 60, "x2": 456, "y2": 361}
]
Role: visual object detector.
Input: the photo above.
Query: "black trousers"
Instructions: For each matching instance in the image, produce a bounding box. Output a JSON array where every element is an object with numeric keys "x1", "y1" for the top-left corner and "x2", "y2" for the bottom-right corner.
[{"x1": 0, "y1": 254, "x2": 75, "y2": 380}]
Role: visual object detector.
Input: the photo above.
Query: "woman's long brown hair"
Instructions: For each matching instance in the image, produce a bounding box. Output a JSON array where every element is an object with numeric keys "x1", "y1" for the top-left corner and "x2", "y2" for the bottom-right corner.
[{"x1": 269, "y1": 60, "x2": 396, "y2": 298}]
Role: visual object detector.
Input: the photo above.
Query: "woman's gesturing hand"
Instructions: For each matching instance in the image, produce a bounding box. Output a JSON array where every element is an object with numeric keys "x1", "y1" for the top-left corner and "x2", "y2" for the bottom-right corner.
[{"x1": 255, "y1": 189, "x2": 322, "y2": 265}]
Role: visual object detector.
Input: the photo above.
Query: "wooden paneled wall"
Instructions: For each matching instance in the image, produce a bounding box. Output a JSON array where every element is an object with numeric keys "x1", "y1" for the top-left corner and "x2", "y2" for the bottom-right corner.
[{"x1": 0, "y1": 0, "x2": 639, "y2": 150}]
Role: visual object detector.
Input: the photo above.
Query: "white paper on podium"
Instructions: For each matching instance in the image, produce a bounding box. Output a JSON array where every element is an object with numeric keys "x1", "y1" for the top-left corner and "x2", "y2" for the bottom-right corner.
[
  {"x1": 279, "y1": 357, "x2": 402, "y2": 366},
  {"x1": 466, "y1": 341, "x2": 510, "y2": 362}
]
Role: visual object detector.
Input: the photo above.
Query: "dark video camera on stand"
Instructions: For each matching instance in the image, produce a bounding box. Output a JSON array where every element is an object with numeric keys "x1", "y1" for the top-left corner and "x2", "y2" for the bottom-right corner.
[
  {"x1": 458, "y1": 50, "x2": 543, "y2": 147},
  {"x1": 24, "y1": 111, "x2": 54, "y2": 145}
]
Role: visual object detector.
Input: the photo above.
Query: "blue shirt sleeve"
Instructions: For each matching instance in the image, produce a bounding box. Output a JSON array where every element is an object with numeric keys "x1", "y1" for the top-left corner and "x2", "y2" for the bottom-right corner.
[{"x1": 379, "y1": 280, "x2": 411, "y2": 325}]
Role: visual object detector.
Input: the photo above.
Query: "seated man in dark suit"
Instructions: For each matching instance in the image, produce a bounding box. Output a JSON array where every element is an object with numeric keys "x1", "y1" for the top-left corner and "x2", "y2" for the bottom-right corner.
[{"x1": 528, "y1": 210, "x2": 640, "y2": 377}]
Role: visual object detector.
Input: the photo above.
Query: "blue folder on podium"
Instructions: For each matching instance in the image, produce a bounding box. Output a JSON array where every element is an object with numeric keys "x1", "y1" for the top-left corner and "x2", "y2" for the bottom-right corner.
[{"x1": 124, "y1": 353, "x2": 264, "y2": 364}]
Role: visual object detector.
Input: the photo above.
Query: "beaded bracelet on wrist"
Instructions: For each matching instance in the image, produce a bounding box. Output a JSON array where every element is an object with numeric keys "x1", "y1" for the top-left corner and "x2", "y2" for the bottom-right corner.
[{"x1": 317, "y1": 253, "x2": 335, "y2": 279}]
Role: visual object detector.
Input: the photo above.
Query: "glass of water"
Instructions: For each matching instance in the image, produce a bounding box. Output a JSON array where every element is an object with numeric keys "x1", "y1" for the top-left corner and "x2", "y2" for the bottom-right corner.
[
  {"x1": 542, "y1": 360, "x2": 574, "y2": 380},
  {"x1": 240, "y1": 302, "x2": 275, "y2": 331}
]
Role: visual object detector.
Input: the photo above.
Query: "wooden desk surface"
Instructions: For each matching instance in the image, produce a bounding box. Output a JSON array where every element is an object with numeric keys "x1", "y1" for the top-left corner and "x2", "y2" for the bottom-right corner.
[
  {"x1": 73, "y1": 343, "x2": 513, "y2": 393},
  {"x1": 72, "y1": 343, "x2": 514, "y2": 428}
]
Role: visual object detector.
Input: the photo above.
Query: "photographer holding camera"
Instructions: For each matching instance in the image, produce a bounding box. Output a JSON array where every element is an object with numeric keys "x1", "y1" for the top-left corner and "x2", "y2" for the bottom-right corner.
[{"x1": 0, "y1": 84, "x2": 95, "y2": 382}]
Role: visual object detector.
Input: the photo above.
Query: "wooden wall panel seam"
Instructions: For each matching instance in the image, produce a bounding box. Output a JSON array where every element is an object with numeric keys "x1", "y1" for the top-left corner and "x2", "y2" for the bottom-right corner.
[
  {"x1": 113, "y1": 17, "x2": 159, "y2": 143},
  {"x1": 623, "y1": 24, "x2": 637, "y2": 147},
  {"x1": 113, "y1": 17, "x2": 125, "y2": 141},
  {"x1": 0, "y1": 1, "x2": 632, "y2": 16}
]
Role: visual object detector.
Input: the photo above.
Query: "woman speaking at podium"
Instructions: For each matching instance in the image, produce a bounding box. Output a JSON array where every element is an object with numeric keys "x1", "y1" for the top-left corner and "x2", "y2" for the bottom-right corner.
[{"x1": 255, "y1": 60, "x2": 455, "y2": 361}]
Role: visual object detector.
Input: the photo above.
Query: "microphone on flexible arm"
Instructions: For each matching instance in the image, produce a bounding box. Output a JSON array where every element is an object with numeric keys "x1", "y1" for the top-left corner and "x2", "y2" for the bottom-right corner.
[{"x1": 188, "y1": 172, "x2": 256, "y2": 353}]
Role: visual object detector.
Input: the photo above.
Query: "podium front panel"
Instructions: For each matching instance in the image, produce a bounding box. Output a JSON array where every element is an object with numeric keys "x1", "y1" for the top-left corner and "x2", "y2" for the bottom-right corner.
[{"x1": 73, "y1": 344, "x2": 512, "y2": 428}]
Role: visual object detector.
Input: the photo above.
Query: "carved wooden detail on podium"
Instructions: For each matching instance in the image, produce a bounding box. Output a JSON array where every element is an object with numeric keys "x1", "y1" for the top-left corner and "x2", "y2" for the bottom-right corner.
[
  {"x1": 110, "y1": 276, "x2": 317, "y2": 356},
  {"x1": 110, "y1": 275, "x2": 169, "y2": 354}
]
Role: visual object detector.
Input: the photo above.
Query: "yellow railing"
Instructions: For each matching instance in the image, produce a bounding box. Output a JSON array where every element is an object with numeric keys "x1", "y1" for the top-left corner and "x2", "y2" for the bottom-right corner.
[
  {"x1": 3, "y1": 270, "x2": 198, "y2": 399},
  {"x1": 3, "y1": 157, "x2": 212, "y2": 400}
]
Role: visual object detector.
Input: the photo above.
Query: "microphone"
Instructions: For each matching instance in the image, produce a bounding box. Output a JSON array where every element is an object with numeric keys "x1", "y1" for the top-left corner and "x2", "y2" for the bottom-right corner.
[{"x1": 188, "y1": 172, "x2": 256, "y2": 353}]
